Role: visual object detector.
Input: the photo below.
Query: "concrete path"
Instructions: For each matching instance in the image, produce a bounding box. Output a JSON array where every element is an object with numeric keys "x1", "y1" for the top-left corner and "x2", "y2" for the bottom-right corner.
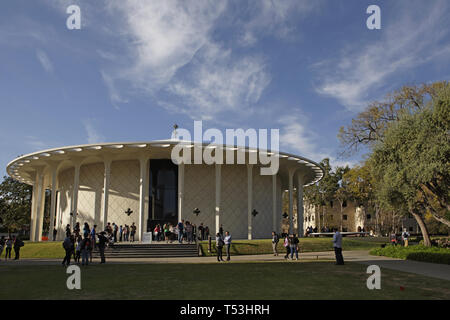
[{"x1": 1, "y1": 250, "x2": 450, "y2": 282}]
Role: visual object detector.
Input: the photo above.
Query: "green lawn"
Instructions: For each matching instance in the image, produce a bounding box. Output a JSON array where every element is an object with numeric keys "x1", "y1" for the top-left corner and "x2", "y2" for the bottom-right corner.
[
  {"x1": 13, "y1": 237, "x2": 388, "y2": 259},
  {"x1": 0, "y1": 261, "x2": 449, "y2": 300},
  {"x1": 370, "y1": 245, "x2": 450, "y2": 265},
  {"x1": 200, "y1": 237, "x2": 388, "y2": 256}
]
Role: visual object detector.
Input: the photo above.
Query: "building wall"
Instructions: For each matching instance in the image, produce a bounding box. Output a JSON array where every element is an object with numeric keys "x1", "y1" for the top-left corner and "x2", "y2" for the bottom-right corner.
[{"x1": 58, "y1": 161, "x2": 278, "y2": 241}]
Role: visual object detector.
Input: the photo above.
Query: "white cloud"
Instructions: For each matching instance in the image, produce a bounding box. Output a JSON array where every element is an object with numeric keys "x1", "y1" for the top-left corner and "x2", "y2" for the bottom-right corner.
[
  {"x1": 315, "y1": 0, "x2": 450, "y2": 112},
  {"x1": 107, "y1": 0, "x2": 227, "y2": 91},
  {"x1": 83, "y1": 120, "x2": 105, "y2": 144},
  {"x1": 100, "y1": 71, "x2": 128, "y2": 109},
  {"x1": 237, "y1": 0, "x2": 321, "y2": 46},
  {"x1": 166, "y1": 43, "x2": 271, "y2": 120},
  {"x1": 36, "y1": 49, "x2": 54, "y2": 73}
]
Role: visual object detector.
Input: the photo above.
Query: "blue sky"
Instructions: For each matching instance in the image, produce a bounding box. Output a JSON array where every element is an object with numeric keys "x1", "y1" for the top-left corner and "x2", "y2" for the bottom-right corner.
[{"x1": 1, "y1": 0, "x2": 449, "y2": 176}]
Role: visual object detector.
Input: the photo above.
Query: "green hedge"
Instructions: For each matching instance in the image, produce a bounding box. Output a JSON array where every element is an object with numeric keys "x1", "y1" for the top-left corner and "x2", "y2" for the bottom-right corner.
[{"x1": 370, "y1": 245, "x2": 450, "y2": 265}]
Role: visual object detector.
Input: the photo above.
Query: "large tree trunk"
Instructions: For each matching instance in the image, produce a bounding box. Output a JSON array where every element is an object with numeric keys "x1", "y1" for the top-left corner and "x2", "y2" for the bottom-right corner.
[{"x1": 410, "y1": 210, "x2": 432, "y2": 247}]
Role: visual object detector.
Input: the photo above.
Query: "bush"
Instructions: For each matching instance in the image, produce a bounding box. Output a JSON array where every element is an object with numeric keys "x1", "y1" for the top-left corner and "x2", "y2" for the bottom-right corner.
[{"x1": 370, "y1": 245, "x2": 450, "y2": 265}]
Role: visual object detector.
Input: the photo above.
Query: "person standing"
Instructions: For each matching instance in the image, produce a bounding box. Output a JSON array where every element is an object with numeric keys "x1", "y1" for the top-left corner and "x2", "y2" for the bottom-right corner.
[
  {"x1": 4, "y1": 237, "x2": 12, "y2": 260},
  {"x1": 52, "y1": 228, "x2": 57, "y2": 241},
  {"x1": 177, "y1": 220, "x2": 185, "y2": 243},
  {"x1": 0, "y1": 236, "x2": 5, "y2": 257},
  {"x1": 271, "y1": 231, "x2": 279, "y2": 256},
  {"x1": 402, "y1": 229, "x2": 410, "y2": 247},
  {"x1": 90, "y1": 225, "x2": 97, "y2": 263},
  {"x1": 130, "y1": 223, "x2": 136, "y2": 242},
  {"x1": 289, "y1": 234, "x2": 299, "y2": 260},
  {"x1": 219, "y1": 224, "x2": 224, "y2": 237},
  {"x1": 119, "y1": 225, "x2": 123, "y2": 242},
  {"x1": 62, "y1": 235, "x2": 74, "y2": 266},
  {"x1": 13, "y1": 236, "x2": 24, "y2": 260},
  {"x1": 97, "y1": 231, "x2": 107, "y2": 264},
  {"x1": 83, "y1": 223, "x2": 90, "y2": 238},
  {"x1": 80, "y1": 235, "x2": 91, "y2": 266},
  {"x1": 198, "y1": 223, "x2": 204, "y2": 241},
  {"x1": 113, "y1": 223, "x2": 118, "y2": 243},
  {"x1": 185, "y1": 221, "x2": 193, "y2": 244},
  {"x1": 224, "y1": 231, "x2": 232, "y2": 261},
  {"x1": 283, "y1": 235, "x2": 290, "y2": 259},
  {"x1": 205, "y1": 226, "x2": 210, "y2": 239},
  {"x1": 65, "y1": 224, "x2": 71, "y2": 237},
  {"x1": 333, "y1": 230, "x2": 344, "y2": 265},
  {"x1": 215, "y1": 233, "x2": 224, "y2": 262}
]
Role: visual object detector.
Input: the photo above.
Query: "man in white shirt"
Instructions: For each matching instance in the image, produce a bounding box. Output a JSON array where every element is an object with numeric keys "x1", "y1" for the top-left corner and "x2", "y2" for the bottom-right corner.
[
  {"x1": 224, "y1": 231, "x2": 232, "y2": 261},
  {"x1": 333, "y1": 230, "x2": 344, "y2": 265}
]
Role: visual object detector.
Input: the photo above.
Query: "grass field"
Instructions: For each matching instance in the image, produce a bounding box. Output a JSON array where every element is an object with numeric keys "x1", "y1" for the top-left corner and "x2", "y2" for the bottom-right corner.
[
  {"x1": 200, "y1": 237, "x2": 388, "y2": 256},
  {"x1": 12, "y1": 237, "x2": 389, "y2": 259},
  {"x1": 0, "y1": 261, "x2": 449, "y2": 300}
]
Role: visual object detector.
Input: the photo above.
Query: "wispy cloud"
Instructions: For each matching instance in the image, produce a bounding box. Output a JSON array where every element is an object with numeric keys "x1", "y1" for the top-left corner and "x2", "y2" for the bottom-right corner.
[
  {"x1": 36, "y1": 49, "x2": 54, "y2": 73},
  {"x1": 82, "y1": 119, "x2": 105, "y2": 144},
  {"x1": 236, "y1": 0, "x2": 321, "y2": 46},
  {"x1": 166, "y1": 43, "x2": 271, "y2": 120},
  {"x1": 314, "y1": 0, "x2": 450, "y2": 112}
]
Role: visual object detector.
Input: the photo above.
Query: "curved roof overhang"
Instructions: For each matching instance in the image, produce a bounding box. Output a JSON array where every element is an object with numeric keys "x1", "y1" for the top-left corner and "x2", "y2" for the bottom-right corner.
[{"x1": 6, "y1": 140, "x2": 324, "y2": 189}]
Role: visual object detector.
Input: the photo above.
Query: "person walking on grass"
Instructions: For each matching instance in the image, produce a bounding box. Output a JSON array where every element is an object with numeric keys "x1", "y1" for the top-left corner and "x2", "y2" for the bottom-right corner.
[
  {"x1": 0, "y1": 236, "x2": 5, "y2": 258},
  {"x1": 289, "y1": 234, "x2": 299, "y2": 260},
  {"x1": 333, "y1": 229, "x2": 344, "y2": 265},
  {"x1": 215, "y1": 233, "x2": 225, "y2": 262},
  {"x1": 272, "y1": 231, "x2": 279, "y2": 256},
  {"x1": 80, "y1": 235, "x2": 91, "y2": 266},
  {"x1": 4, "y1": 237, "x2": 12, "y2": 260},
  {"x1": 62, "y1": 235, "x2": 74, "y2": 267},
  {"x1": 224, "y1": 231, "x2": 232, "y2": 261},
  {"x1": 283, "y1": 234, "x2": 290, "y2": 259},
  {"x1": 13, "y1": 236, "x2": 24, "y2": 260},
  {"x1": 402, "y1": 229, "x2": 410, "y2": 247}
]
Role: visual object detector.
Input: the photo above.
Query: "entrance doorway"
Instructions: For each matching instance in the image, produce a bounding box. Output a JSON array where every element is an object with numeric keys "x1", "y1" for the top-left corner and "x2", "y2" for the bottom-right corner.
[{"x1": 147, "y1": 159, "x2": 178, "y2": 232}]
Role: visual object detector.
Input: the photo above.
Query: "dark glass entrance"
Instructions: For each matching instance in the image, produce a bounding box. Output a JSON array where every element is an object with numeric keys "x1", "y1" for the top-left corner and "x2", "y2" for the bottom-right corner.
[{"x1": 147, "y1": 159, "x2": 178, "y2": 232}]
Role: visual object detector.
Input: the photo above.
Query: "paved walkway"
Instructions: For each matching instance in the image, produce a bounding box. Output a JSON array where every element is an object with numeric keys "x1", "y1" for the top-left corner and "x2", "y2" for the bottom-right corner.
[{"x1": 2, "y1": 250, "x2": 450, "y2": 281}]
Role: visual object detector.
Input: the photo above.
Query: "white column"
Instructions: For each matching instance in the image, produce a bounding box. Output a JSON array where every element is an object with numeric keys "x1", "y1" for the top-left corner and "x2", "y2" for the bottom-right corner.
[
  {"x1": 297, "y1": 175, "x2": 304, "y2": 237},
  {"x1": 29, "y1": 171, "x2": 38, "y2": 242},
  {"x1": 272, "y1": 173, "x2": 277, "y2": 232},
  {"x1": 71, "y1": 163, "x2": 81, "y2": 229},
  {"x1": 288, "y1": 168, "x2": 295, "y2": 234},
  {"x1": 35, "y1": 169, "x2": 45, "y2": 242},
  {"x1": 48, "y1": 164, "x2": 59, "y2": 240},
  {"x1": 215, "y1": 164, "x2": 221, "y2": 235},
  {"x1": 178, "y1": 163, "x2": 185, "y2": 222},
  {"x1": 247, "y1": 164, "x2": 253, "y2": 240},
  {"x1": 139, "y1": 157, "x2": 148, "y2": 241},
  {"x1": 102, "y1": 159, "x2": 111, "y2": 231}
]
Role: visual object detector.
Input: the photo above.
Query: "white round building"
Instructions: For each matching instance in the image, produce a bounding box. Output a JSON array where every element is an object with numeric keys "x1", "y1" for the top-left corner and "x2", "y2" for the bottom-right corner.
[{"x1": 6, "y1": 140, "x2": 324, "y2": 241}]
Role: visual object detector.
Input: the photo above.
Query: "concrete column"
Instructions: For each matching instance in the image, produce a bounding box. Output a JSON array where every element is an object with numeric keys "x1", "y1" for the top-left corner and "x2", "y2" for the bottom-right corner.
[
  {"x1": 297, "y1": 175, "x2": 304, "y2": 237},
  {"x1": 272, "y1": 173, "x2": 277, "y2": 232},
  {"x1": 102, "y1": 159, "x2": 112, "y2": 231},
  {"x1": 247, "y1": 164, "x2": 253, "y2": 240},
  {"x1": 215, "y1": 164, "x2": 221, "y2": 235},
  {"x1": 35, "y1": 168, "x2": 45, "y2": 242},
  {"x1": 139, "y1": 157, "x2": 149, "y2": 241},
  {"x1": 71, "y1": 162, "x2": 81, "y2": 229},
  {"x1": 288, "y1": 168, "x2": 295, "y2": 234},
  {"x1": 178, "y1": 163, "x2": 185, "y2": 222},
  {"x1": 48, "y1": 162, "x2": 61, "y2": 241},
  {"x1": 29, "y1": 172, "x2": 39, "y2": 242}
]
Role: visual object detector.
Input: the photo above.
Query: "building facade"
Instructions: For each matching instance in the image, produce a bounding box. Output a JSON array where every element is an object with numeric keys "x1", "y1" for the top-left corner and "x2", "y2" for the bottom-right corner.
[{"x1": 6, "y1": 140, "x2": 324, "y2": 241}]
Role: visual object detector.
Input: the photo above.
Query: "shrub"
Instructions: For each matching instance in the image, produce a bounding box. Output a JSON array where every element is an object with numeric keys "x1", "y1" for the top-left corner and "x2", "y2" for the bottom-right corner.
[{"x1": 370, "y1": 245, "x2": 450, "y2": 265}]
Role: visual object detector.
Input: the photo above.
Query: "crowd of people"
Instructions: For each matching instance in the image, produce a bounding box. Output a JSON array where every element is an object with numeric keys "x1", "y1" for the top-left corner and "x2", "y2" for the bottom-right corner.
[
  {"x1": 0, "y1": 235, "x2": 24, "y2": 261},
  {"x1": 61, "y1": 220, "x2": 137, "y2": 266},
  {"x1": 152, "y1": 220, "x2": 211, "y2": 243}
]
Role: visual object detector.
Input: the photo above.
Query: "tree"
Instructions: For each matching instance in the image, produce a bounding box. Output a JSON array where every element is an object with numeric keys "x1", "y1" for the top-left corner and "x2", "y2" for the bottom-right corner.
[
  {"x1": 0, "y1": 176, "x2": 32, "y2": 234},
  {"x1": 368, "y1": 86, "x2": 450, "y2": 246},
  {"x1": 338, "y1": 81, "x2": 448, "y2": 155}
]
